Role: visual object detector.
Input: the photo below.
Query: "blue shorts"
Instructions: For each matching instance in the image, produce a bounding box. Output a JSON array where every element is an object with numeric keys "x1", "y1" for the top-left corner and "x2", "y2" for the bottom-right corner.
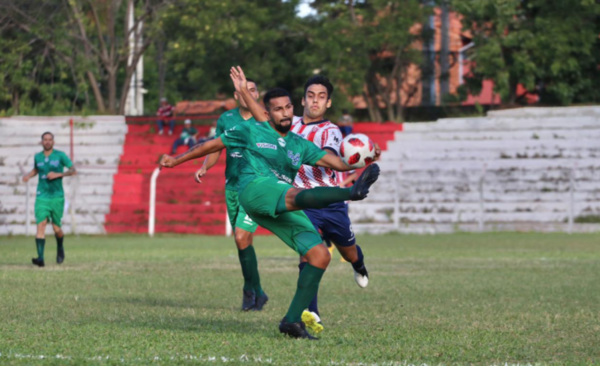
[{"x1": 303, "y1": 202, "x2": 356, "y2": 247}]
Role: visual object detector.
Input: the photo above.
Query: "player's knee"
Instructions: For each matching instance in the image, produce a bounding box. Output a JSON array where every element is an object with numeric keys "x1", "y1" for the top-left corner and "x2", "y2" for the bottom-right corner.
[
  {"x1": 305, "y1": 243, "x2": 331, "y2": 269},
  {"x1": 234, "y1": 231, "x2": 252, "y2": 250}
]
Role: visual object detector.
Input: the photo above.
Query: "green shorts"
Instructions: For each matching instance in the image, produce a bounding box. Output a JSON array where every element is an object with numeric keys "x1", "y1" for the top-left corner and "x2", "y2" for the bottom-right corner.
[
  {"x1": 35, "y1": 197, "x2": 65, "y2": 227},
  {"x1": 239, "y1": 177, "x2": 322, "y2": 256},
  {"x1": 225, "y1": 189, "x2": 258, "y2": 233}
]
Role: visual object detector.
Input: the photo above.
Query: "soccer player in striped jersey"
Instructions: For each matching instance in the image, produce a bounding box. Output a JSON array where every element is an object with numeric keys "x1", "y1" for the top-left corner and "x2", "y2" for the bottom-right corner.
[{"x1": 291, "y1": 75, "x2": 371, "y2": 334}]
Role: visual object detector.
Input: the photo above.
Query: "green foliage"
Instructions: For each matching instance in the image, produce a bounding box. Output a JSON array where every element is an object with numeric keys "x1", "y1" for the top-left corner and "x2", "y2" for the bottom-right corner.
[
  {"x1": 1, "y1": 233, "x2": 600, "y2": 364},
  {"x1": 453, "y1": 0, "x2": 600, "y2": 105},
  {"x1": 156, "y1": 0, "x2": 306, "y2": 109},
  {"x1": 300, "y1": 0, "x2": 428, "y2": 121}
]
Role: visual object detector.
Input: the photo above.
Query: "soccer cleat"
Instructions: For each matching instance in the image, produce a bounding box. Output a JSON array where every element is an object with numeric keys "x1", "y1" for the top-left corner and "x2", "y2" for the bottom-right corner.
[
  {"x1": 31, "y1": 258, "x2": 45, "y2": 267},
  {"x1": 241, "y1": 290, "x2": 256, "y2": 311},
  {"x1": 158, "y1": 130, "x2": 164, "y2": 135},
  {"x1": 301, "y1": 311, "x2": 324, "y2": 334},
  {"x1": 253, "y1": 292, "x2": 269, "y2": 311},
  {"x1": 349, "y1": 164, "x2": 380, "y2": 201},
  {"x1": 354, "y1": 265, "x2": 369, "y2": 288},
  {"x1": 57, "y1": 248, "x2": 65, "y2": 264},
  {"x1": 279, "y1": 318, "x2": 319, "y2": 340},
  {"x1": 168, "y1": 130, "x2": 173, "y2": 136}
]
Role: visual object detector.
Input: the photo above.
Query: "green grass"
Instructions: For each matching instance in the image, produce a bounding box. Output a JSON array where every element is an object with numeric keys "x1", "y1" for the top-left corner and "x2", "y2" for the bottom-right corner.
[{"x1": 1, "y1": 233, "x2": 599, "y2": 365}]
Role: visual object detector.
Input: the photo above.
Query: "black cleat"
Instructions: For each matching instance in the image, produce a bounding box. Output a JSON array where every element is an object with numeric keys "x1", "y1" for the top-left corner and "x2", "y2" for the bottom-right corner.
[
  {"x1": 242, "y1": 290, "x2": 256, "y2": 311},
  {"x1": 253, "y1": 292, "x2": 269, "y2": 311},
  {"x1": 279, "y1": 318, "x2": 319, "y2": 340},
  {"x1": 349, "y1": 163, "x2": 380, "y2": 201},
  {"x1": 31, "y1": 258, "x2": 45, "y2": 267},
  {"x1": 57, "y1": 248, "x2": 65, "y2": 264}
]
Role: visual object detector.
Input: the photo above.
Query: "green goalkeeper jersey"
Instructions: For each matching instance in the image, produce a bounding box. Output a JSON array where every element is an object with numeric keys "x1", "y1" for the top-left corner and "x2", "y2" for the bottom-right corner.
[
  {"x1": 33, "y1": 149, "x2": 73, "y2": 199},
  {"x1": 219, "y1": 121, "x2": 326, "y2": 192},
  {"x1": 215, "y1": 108, "x2": 258, "y2": 191}
]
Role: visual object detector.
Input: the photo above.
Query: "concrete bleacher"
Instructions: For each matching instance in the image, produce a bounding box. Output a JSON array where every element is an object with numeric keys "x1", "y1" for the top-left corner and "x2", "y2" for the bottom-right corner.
[
  {"x1": 351, "y1": 106, "x2": 600, "y2": 233},
  {"x1": 0, "y1": 116, "x2": 127, "y2": 235}
]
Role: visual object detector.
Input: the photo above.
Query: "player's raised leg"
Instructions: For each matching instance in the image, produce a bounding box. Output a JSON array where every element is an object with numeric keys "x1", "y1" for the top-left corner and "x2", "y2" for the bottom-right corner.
[{"x1": 282, "y1": 163, "x2": 380, "y2": 212}]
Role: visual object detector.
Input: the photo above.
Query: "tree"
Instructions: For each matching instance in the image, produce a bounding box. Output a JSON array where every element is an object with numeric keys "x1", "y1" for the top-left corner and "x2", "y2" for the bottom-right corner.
[
  {"x1": 301, "y1": 0, "x2": 428, "y2": 122},
  {"x1": 155, "y1": 0, "x2": 305, "y2": 109},
  {"x1": 453, "y1": 0, "x2": 600, "y2": 105},
  {"x1": 0, "y1": 0, "x2": 172, "y2": 114}
]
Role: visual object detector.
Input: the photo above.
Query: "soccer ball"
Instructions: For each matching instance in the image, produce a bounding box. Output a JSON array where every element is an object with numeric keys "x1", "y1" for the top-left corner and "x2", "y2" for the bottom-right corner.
[{"x1": 340, "y1": 133, "x2": 376, "y2": 168}]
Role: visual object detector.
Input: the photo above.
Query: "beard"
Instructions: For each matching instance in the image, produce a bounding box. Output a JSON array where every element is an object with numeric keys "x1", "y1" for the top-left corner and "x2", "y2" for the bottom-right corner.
[{"x1": 274, "y1": 118, "x2": 292, "y2": 133}]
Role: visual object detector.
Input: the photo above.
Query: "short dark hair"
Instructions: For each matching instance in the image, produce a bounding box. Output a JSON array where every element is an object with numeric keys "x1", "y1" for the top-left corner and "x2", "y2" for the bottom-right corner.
[
  {"x1": 263, "y1": 88, "x2": 291, "y2": 110},
  {"x1": 304, "y1": 75, "x2": 334, "y2": 100},
  {"x1": 41, "y1": 131, "x2": 54, "y2": 139},
  {"x1": 246, "y1": 78, "x2": 257, "y2": 88}
]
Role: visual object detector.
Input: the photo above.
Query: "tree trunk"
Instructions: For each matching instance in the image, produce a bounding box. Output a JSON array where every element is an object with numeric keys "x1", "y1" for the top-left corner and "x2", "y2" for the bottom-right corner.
[
  {"x1": 440, "y1": 0, "x2": 450, "y2": 100},
  {"x1": 12, "y1": 89, "x2": 20, "y2": 114},
  {"x1": 395, "y1": 72, "x2": 403, "y2": 122},
  {"x1": 107, "y1": 67, "x2": 117, "y2": 114},
  {"x1": 157, "y1": 38, "x2": 166, "y2": 100}
]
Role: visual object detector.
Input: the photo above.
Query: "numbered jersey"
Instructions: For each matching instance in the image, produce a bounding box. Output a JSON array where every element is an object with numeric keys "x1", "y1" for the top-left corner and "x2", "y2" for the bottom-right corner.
[{"x1": 291, "y1": 117, "x2": 343, "y2": 188}]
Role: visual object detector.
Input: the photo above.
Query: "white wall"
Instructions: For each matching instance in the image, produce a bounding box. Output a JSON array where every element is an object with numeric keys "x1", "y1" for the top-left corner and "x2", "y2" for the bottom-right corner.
[{"x1": 351, "y1": 106, "x2": 600, "y2": 234}]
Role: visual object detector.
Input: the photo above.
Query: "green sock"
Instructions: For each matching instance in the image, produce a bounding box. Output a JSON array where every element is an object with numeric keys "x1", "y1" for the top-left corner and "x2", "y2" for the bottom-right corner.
[
  {"x1": 56, "y1": 235, "x2": 64, "y2": 251},
  {"x1": 35, "y1": 238, "x2": 45, "y2": 260},
  {"x1": 294, "y1": 187, "x2": 352, "y2": 210},
  {"x1": 238, "y1": 246, "x2": 255, "y2": 292},
  {"x1": 246, "y1": 246, "x2": 264, "y2": 297},
  {"x1": 285, "y1": 263, "x2": 325, "y2": 323}
]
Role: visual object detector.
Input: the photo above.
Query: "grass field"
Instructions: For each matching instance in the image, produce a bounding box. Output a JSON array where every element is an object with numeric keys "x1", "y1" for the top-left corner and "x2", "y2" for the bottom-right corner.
[{"x1": 1, "y1": 233, "x2": 599, "y2": 365}]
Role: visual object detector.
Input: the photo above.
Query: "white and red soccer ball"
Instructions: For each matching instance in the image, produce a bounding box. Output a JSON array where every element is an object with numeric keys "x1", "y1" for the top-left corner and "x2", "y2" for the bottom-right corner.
[{"x1": 340, "y1": 133, "x2": 376, "y2": 168}]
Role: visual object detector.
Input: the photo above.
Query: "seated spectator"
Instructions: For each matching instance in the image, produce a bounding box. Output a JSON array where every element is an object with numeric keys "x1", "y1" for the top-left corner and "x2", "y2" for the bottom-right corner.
[
  {"x1": 207, "y1": 120, "x2": 217, "y2": 139},
  {"x1": 338, "y1": 109, "x2": 354, "y2": 137},
  {"x1": 171, "y1": 119, "x2": 198, "y2": 154},
  {"x1": 157, "y1": 98, "x2": 175, "y2": 135}
]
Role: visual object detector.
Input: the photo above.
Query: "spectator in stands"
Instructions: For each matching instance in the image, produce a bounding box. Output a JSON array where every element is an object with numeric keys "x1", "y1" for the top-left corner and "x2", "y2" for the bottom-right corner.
[
  {"x1": 171, "y1": 119, "x2": 198, "y2": 154},
  {"x1": 337, "y1": 109, "x2": 354, "y2": 137},
  {"x1": 207, "y1": 120, "x2": 217, "y2": 139},
  {"x1": 157, "y1": 97, "x2": 175, "y2": 135}
]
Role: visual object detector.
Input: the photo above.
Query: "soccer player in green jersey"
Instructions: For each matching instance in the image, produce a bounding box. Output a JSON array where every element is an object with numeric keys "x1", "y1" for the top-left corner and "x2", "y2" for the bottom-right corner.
[
  {"x1": 159, "y1": 66, "x2": 380, "y2": 339},
  {"x1": 22, "y1": 132, "x2": 76, "y2": 267},
  {"x1": 193, "y1": 78, "x2": 269, "y2": 311}
]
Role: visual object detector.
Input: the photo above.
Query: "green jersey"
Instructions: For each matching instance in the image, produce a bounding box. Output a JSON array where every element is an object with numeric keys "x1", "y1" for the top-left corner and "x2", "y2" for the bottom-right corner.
[
  {"x1": 33, "y1": 150, "x2": 73, "y2": 199},
  {"x1": 215, "y1": 108, "x2": 258, "y2": 191},
  {"x1": 220, "y1": 121, "x2": 326, "y2": 192}
]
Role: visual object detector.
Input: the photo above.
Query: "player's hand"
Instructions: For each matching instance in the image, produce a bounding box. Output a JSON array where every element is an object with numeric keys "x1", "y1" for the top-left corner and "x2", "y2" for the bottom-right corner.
[
  {"x1": 22, "y1": 175, "x2": 29, "y2": 183},
  {"x1": 159, "y1": 154, "x2": 177, "y2": 169},
  {"x1": 194, "y1": 166, "x2": 207, "y2": 183},
  {"x1": 230, "y1": 66, "x2": 248, "y2": 94},
  {"x1": 46, "y1": 172, "x2": 62, "y2": 180},
  {"x1": 373, "y1": 143, "x2": 382, "y2": 162}
]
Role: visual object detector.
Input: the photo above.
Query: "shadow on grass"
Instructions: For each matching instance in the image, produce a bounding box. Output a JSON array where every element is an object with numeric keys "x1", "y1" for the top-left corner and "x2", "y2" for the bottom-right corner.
[
  {"x1": 95, "y1": 295, "x2": 230, "y2": 310},
  {"x1": 87, "y1": 296, "x2": 280, "y2": 338}
]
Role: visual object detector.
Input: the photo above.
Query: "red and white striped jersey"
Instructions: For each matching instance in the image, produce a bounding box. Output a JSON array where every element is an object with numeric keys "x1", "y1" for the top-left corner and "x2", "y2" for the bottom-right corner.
[{"x1": 291, "y1": 117, "x2": 344, "y2": 188}]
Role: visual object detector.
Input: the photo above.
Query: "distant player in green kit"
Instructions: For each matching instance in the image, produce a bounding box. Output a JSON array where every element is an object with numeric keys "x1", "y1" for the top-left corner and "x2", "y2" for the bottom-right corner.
[
  {"x1": 193, "y1": 78, "x2": 269, "y2": 311},
  {"x1": 160, "y1": 66, "x2": 381, "y2": 339},
  {"x1": 22, "y1": 132, "x2": 76, "y2": 267}
]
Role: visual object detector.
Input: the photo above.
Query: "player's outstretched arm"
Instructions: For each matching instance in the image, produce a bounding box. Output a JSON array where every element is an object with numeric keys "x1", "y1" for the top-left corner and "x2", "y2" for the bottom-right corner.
[
  {"x1": 160, "y1": 137, "x2": 226, "y2": 169},
  {"x1": 195, "y1": 151, "x2": 222, "y2": 183},
  {"x1": 22, "y1": 168, "x2": 38, "y2": 183},
  {"x1": 230, "y1": 66, "x2": 269, "y2": 122},
  {"x1": 315, "y1": 154, "x2": 354, "y2": 171}
]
